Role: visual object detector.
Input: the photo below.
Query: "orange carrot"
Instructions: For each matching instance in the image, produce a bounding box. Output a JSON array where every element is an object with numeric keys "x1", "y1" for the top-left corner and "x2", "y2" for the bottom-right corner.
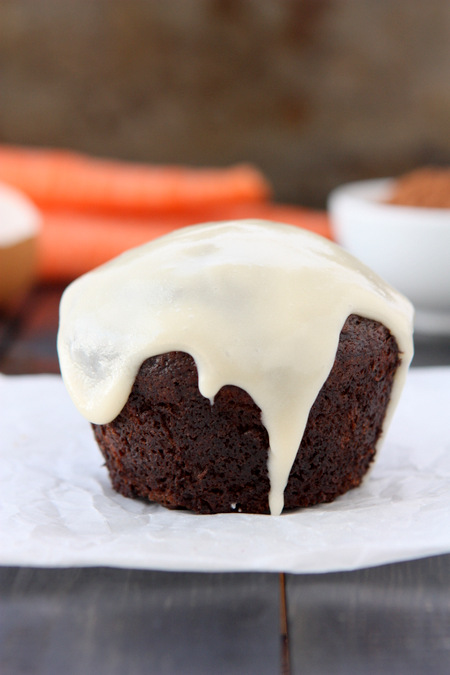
[
  {"x1": 0, "y1": 145, "x2": 271, "y2": 214},
  {"x1": 38, "y1": 212, "x2": 175, "y2": 282},
  {"x1": 38, "y1": 205, "x2": 331, "y2": 282}
]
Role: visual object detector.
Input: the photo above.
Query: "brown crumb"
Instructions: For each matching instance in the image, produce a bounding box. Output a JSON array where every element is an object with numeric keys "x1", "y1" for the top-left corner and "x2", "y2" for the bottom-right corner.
[{"x1": 387, "y1": 167, "x2": 450, "y2": 208}]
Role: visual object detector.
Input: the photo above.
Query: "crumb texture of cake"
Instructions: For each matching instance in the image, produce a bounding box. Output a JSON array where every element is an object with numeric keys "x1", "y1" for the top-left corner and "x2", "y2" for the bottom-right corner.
[
  {"x1": 93, "y1": 315, "x2": 400, "y2": 514},
  {"x1": 58, "y1": 219, "x2": 414, "y2": 514},
  {"x1": 388, "y1": 167, "x2": 450, "y2": 208}
]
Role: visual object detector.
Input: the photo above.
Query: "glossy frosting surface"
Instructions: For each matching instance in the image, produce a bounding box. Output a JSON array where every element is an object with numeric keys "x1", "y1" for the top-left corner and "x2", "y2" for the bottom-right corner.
[{"x1": 58, "y1": 220, "x2": 414, "y2": 514}]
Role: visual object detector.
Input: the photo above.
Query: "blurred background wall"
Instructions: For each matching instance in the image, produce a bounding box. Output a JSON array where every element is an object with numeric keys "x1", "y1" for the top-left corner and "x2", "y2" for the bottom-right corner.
[{"x1": 0, "y1": 0, "x2": 449, "y2": 207}]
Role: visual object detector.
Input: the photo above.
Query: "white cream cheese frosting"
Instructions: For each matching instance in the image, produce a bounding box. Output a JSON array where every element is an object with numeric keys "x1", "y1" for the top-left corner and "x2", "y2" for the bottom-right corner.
[
  {"x1": 0, "y1": 181, "x2": 40, "y2": 246},
  {"x1": 57, "y1": 219, "x2": 414, "y2": 515}
]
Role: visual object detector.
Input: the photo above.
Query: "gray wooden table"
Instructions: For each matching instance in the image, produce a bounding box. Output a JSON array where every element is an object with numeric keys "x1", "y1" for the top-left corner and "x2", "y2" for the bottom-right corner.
[{"x1": 1, "y1": 285, "x2": 449, "y2": 675}]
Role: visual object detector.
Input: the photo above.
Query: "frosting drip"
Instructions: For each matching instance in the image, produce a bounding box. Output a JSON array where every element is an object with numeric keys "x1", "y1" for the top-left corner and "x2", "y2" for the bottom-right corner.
[{"x1": 57, "y1": 220, "x2": 414, "y2": 515}]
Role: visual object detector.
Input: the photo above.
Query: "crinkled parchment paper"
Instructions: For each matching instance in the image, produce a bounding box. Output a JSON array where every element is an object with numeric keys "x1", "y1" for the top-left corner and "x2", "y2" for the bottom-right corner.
[{"x1": 1, "y1": 368, "x2": 449, "y2": 573}]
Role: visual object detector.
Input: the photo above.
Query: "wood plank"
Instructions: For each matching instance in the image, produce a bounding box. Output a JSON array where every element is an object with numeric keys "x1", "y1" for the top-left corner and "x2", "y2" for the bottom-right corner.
[
  {"x1": 286, "y1": 554, "x2": 450, "y2": 675},
  {"x1": 0, "y1": 284, "x2": 65, "y2": 374},
  {"x1": 0, "y1": 293, "x2": 31, "y2": 362},
  {"x1": 0, "y1": 567, "x2": 281, "y2": 675}
]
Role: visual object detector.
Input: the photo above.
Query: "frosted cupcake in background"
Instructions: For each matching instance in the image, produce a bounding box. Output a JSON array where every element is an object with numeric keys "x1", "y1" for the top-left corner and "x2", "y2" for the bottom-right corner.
[{"x1": 0, "y1": 182, "x2": 41, "y2": 311}]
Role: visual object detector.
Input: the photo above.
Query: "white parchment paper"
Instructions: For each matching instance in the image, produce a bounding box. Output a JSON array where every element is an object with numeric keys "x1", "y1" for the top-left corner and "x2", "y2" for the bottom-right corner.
[{"x1": 1, "y1": 369, "x2": 449, "y2": 573}]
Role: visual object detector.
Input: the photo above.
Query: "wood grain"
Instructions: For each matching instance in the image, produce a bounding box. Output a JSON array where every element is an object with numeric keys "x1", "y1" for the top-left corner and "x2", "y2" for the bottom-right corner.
[
  {"x1": 0, "y1": 567, "x2": 281, "y2": 675},
  {"x1": 286, "y1": 555, "x2": 450, "y2": 675}
]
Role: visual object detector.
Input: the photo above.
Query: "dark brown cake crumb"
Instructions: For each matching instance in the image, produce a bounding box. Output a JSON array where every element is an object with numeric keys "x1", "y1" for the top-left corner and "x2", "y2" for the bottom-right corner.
[{"x1": 93, "y1": 314, "x2": 400, "y2": 514}]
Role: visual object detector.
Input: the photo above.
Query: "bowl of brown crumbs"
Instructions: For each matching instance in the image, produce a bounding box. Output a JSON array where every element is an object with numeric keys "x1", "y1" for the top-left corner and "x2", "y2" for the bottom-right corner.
[{"x1": 328, "y1": 168, "x2": 450, "y2": 335}]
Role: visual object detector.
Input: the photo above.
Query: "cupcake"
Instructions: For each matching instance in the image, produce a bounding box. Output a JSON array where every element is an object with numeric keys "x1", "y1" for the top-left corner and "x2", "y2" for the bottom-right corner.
[
  {"x1": 0, "y1": 182, "x2": 40, "y2": 311},
  {"x1": 58, "y1": 219, "x2": 414, "y2": 515}
]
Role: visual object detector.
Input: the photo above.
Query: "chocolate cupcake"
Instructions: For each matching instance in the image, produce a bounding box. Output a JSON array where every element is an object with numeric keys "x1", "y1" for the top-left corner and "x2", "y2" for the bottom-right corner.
[{"x1": 58, "y1": 220, "x2": 414, "y2": 514}]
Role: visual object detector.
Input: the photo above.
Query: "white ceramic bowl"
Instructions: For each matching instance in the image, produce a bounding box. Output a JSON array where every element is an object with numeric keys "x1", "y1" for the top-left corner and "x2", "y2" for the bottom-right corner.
[{"x1": 328, "y1": 178, "x2": 450, "y2": 335}]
